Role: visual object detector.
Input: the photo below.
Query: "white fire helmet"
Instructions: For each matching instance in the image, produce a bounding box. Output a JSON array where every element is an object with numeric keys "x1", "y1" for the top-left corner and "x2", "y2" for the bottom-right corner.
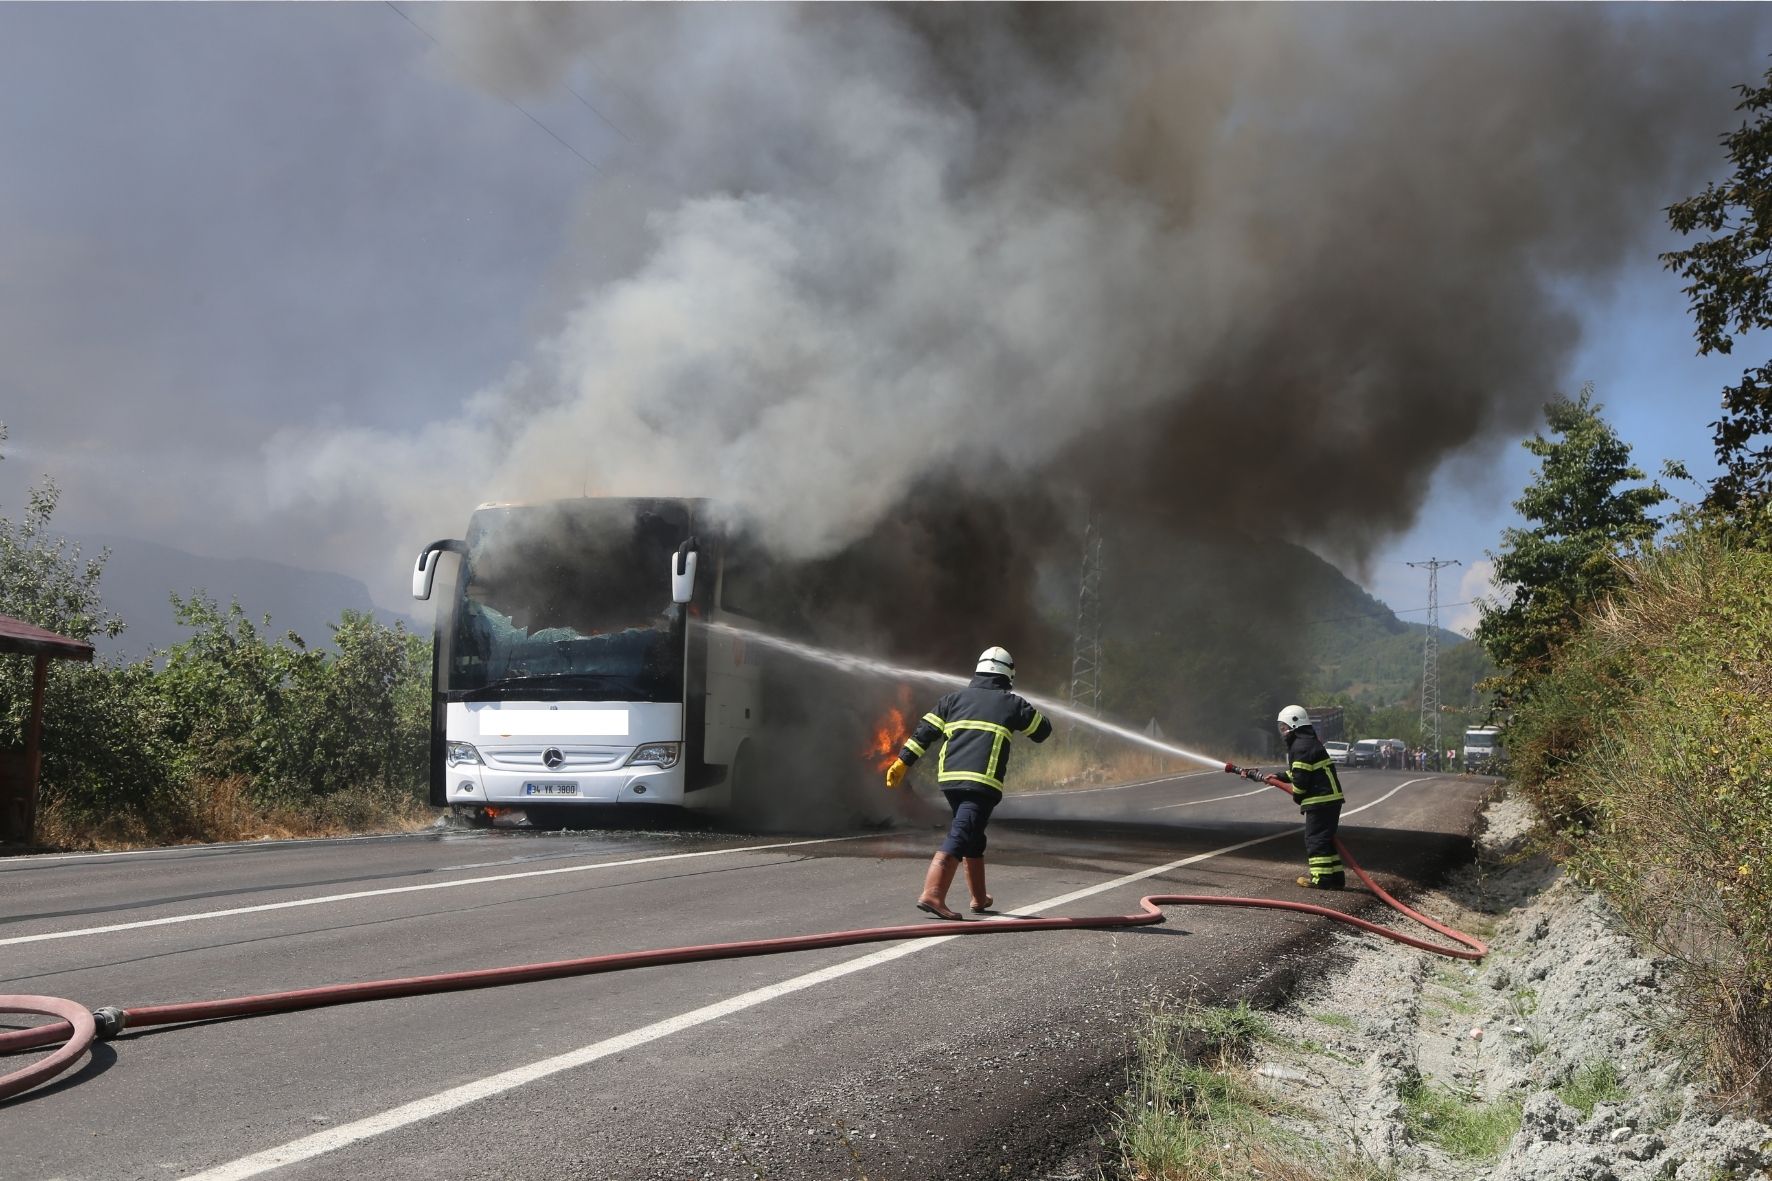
[
  {"x1": 976, "y1": 646, "x2": 1016, "y2": 683},
  {"x1": 1277, "y1": 704, "x2": 1312, "y2": 733}
]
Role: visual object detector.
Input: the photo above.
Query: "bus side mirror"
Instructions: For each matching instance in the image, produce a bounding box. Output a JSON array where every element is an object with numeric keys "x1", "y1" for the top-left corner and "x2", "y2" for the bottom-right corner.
[
  {"x1": 671, "y1": 543, "x2": 699, "y2": 604},
  {"x1": 413, "y1": 540, "x2": 466, "y2": 601}
]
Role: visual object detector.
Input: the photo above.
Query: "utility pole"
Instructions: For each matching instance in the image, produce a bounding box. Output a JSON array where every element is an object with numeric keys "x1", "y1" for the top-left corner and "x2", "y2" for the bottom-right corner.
[
  {"x1": 1407, "y1": 558, "x2": 1459, "y2": 770},
  {"x1": 1069, "y1": 513, "x2": 1105, "y2": 730}
]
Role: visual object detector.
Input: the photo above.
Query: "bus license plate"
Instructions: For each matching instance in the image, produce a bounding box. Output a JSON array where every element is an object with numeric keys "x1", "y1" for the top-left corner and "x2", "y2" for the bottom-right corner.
[{"x1": 523, "y1": 782, "x2": 580, "y2": 797}]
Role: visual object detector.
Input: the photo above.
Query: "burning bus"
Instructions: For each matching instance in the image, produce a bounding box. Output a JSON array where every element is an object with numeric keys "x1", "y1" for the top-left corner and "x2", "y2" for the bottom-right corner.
[
  {"x1": 412, "y1": 498, "x2": 775, "y2": 825},
  {"x1": 412, "y1": 496, "x2": 913, "y2": 828}
]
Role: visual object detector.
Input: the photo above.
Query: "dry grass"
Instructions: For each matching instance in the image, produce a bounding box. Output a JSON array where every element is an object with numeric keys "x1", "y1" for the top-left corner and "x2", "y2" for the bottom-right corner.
[
  {"x1": 36, "y1": 776, "x2": 436, "y2": 851},
  {"x1": 1010, "y1": 739, "x2": 1208, "y2": 793}
]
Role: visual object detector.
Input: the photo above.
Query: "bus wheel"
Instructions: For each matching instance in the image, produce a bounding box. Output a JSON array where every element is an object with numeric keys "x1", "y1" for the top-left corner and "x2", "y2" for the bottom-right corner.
[{"x1": 451, "y1": 805, "x2": 491, "y2": 830}]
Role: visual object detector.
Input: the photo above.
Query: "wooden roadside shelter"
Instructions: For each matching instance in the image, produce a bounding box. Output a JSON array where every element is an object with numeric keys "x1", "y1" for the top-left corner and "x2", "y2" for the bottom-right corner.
[{"x1": 0, "y1": 614, "x2": 94, "y2": 847}]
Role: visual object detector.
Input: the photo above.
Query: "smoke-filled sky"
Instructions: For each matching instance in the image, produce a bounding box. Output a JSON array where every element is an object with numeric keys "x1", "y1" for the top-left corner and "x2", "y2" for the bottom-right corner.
[{"x1": 2, "y1": 3, "x2": 1767, "y2": 638}]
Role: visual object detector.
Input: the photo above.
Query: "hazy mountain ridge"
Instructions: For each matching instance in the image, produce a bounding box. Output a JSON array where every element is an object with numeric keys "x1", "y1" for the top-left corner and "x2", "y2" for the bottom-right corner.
[
  {"x1": 1095, "y1": 528, "x2": 1488, "y2": 749},
  {"x1": 79, "y1": 534, "x2": 419, "y2": 660}
]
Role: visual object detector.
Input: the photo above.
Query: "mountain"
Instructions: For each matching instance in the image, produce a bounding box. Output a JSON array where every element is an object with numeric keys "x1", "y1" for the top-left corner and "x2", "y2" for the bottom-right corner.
[
  {"x1": 79, "y1": 534, "x2": 420, "y2": 660},
  {"x1": 1089, "y1": 523, "x2": 1491, "y2": 752}
]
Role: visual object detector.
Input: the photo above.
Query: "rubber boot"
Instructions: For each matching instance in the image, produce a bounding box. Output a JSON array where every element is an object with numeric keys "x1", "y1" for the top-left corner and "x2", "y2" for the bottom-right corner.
[
  {"x1": 964, "y1": 857, "x2": 993, "y2": 913},
  {"x1": 917, "y1": 853, "x2": 962, "y2": 920}
]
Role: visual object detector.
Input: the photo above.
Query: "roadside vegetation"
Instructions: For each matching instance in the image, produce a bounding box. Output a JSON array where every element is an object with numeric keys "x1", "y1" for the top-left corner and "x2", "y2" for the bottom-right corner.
[
  {"x1": 0, "y1": 436, "x2": 432, "y2": 849},
  {"x1": 1468, "y1": 61, "x2": 1772, "y2": 1118},
  {"x1": 1115, "y1": 1002, "x2": 1394, "y2": 1181},
  {"x1": 1499, "y1": 535, "x2": 1772, "y2": 1113}
]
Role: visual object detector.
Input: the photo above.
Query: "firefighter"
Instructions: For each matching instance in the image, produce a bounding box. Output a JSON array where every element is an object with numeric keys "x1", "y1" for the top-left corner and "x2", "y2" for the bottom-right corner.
[
  {"x1": 1244, "y1": 704, "x2": 1346, "y2": 889},
  {"x1": 883, "y1": 646, "x2": 1054, "y2": 919}
]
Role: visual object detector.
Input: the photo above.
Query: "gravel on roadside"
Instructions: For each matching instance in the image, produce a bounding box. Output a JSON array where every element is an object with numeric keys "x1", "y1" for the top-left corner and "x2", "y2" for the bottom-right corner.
[{"x1": 1238, "y1": 790, "x2": 1772, "y2": 1181}]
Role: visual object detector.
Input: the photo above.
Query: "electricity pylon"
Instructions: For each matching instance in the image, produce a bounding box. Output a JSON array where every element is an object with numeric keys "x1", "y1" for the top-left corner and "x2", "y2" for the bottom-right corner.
[
  {"x1": 1407, "y1": 557, "x2": 1460, "y2": 768},
  {"x1": 1069, "y1": 514, "x2": 1105, "y2": 727}
]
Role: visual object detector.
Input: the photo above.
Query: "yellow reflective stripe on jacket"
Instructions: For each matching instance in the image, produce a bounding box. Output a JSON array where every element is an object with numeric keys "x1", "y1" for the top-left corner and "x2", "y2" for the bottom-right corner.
[
  {"x1": 1291, "y1": 756, "x2": 1343, "y2": 807},
  {"x1": 903, "y1": 737, "x2": 926, "y2": 757},
  {"x1": 948, "y1": 720, "x2": 1013, "y2": 738},
  {"x1": 936, "y1": 769, "x2": 1006, "y2": 791},
  {"x1": 1022, "y1": 710, "x2": 1046, "y2": 736},
  {"x1": 943, "y1": 720, "x2": 1013, "y2": 784},
  {"x1": 923, "y1": 712, "x2": 947, "y2": 734}
]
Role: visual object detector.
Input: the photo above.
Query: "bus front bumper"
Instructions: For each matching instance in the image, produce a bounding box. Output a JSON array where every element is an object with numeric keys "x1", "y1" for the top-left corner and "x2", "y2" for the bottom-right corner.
[{"x1": 445, "y1": 762, "x2": 686, "y2": 808}]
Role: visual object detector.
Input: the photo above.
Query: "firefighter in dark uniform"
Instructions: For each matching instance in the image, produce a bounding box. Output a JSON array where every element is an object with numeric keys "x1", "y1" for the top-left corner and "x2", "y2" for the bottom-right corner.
[
  {"x1": 1245, "y1": 704, "x2": 1346, "y2": 889},
  {"x1": 884, "y1": 646, "x2": 1054, "y2": 919}
]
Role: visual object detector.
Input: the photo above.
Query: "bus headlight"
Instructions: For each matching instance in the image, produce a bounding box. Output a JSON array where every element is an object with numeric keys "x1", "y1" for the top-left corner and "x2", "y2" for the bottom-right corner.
[
  {"x1": 446, "y1": 741, "x2": 484, "y2": 768},
  {"x1": 626, "y1": 742, "x2": 680, "y2": 769}
]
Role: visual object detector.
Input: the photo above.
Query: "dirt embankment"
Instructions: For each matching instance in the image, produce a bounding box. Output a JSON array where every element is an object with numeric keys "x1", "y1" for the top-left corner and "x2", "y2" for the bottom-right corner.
[{"x1": 1238, "y1": 792, "x2": 1772, "y2": 1181}]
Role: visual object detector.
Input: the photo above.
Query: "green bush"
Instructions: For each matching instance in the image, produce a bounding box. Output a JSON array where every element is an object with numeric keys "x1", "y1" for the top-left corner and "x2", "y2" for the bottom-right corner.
[
  {"x1": 1505, "y1": 532, "x2": 1772, "y2": 1114},
  {"x1": 0, "y1": 455, "x2": 432, "y2": 846}
]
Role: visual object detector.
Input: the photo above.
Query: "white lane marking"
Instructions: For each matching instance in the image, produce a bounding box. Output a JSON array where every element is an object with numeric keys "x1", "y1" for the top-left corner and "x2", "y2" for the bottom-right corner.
[
  {"x1": 0, "y1": 836, "x2": 872, "y2": 948},
  {"x1": 187, "y1": 776, "x2": 1437, "y2": 1180},
  {"x1": 1145, "y1": 786, "x2": 1271, "y2": 811}
]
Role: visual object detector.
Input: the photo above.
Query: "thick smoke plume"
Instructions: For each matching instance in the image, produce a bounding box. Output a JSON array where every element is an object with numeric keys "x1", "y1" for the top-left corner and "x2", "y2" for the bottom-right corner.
[{"x1": 270, "y1": 5, "x2": 1762, "y2": 679}]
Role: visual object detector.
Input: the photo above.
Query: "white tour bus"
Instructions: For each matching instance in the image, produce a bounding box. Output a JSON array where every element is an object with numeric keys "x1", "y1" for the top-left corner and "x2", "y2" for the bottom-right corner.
[{"x1": 412, "y1": 497, "x2": 773, "y2": 824}]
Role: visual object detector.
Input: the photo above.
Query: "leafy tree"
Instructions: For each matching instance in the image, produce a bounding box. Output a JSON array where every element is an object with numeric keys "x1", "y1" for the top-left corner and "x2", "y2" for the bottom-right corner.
[
  {"x1": 155, "y1": 594, "x2": 319, "y2": 794},
  {"x1": 0, "y1": 427, "x2": 176, "y2": 823},
  {"x1": 1475, "y1": 386, "x2": 1667, "y2": 700},
  {"x1": 1662, "y1": 66, "x2": 1772, "y2": 526},
  {"x1": 294, "y1": 611, "x2": 430, "y2": 797},
  {"x1": 0, "y1": 426, "x2": 122, "y2": 644}
]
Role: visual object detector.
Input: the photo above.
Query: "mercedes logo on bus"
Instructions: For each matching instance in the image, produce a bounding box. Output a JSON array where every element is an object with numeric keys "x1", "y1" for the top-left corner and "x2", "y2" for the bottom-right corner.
[{"x1": 542, "y1": 747, "x2": 565, "y2": 769}]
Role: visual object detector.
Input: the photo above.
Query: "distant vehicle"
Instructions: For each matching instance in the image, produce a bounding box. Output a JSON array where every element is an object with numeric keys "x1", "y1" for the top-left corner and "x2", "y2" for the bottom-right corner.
[
  {"x1": 1349, "y1": 739, "x2": 1380, "y2": 768},
  {"x1": 1305, "y1": 706, "x2": 1346, "y2": 744},
  {"x1": 1325, "y1": 740, "x2": 1350, "y2": 767},
  {"x1": 1379, "y1": 738, "x2": 1407, "y2": 768},
  {"x1": 1463, "y1": 726, "x2": 1503, "y2": 773}
]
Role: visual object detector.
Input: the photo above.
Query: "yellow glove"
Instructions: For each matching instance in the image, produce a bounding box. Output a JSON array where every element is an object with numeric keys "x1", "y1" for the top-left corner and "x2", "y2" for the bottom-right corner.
[{"x1": 884, "y1": 758, "x2": 908, "y2": 789}]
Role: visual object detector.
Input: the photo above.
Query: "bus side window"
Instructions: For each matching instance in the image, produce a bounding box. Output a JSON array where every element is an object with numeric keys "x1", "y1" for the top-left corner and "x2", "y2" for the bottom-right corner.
[{"x1": 718, "y1": 543, "x2": 767, "y2": 619}]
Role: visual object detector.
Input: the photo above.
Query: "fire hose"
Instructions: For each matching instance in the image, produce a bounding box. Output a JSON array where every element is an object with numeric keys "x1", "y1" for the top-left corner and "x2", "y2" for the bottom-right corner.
[{"x1": 0, "y1": 768, "x2": 1485, "y2": 1104}]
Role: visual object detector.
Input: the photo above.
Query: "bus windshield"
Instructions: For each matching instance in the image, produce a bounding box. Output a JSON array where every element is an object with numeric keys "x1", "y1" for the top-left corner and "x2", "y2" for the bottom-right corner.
[{"x1": 443, "y1": 500, "x2": 690, "y2": 702}]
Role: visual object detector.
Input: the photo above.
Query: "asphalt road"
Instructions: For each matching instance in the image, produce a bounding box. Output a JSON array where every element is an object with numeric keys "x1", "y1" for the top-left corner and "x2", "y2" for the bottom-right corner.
[{"x1": 1, "y1": 767, "x2": 1489, "y2": 1181}]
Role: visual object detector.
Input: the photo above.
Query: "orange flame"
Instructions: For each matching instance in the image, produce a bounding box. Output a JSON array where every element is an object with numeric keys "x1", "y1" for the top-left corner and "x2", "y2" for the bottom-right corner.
[{"x1": 867, "y1": 706, "x2": 910, "y2": 770}]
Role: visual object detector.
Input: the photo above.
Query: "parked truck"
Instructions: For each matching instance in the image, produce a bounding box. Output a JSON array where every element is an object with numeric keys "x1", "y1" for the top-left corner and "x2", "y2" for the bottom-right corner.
[{"x1": 1462, "y1": 726, "x2": 1502, "y2": 773}]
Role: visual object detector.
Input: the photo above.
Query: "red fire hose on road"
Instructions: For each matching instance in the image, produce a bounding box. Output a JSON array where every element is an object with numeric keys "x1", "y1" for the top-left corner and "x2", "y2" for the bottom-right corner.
[{"x1": 1, "y1": 768, "x2": 1485, "y2": 1104}]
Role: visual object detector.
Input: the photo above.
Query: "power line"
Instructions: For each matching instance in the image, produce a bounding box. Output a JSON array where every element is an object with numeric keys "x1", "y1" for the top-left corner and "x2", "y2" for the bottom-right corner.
[
  {"x1": 1304, "y1": 600, "x2": 1475, "y2": 627},
  {"x1": 562, "y1": 79, "x2": 631, "y2": 144},
  {"x1": 384, "y1": 2, "x2": 605, "y2": 174}
]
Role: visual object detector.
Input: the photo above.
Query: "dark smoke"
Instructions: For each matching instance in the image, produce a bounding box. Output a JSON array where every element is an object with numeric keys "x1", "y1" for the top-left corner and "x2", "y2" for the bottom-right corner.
[{"x1": 269, "y1": 4, "x2": 1767, "y2": 761}]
